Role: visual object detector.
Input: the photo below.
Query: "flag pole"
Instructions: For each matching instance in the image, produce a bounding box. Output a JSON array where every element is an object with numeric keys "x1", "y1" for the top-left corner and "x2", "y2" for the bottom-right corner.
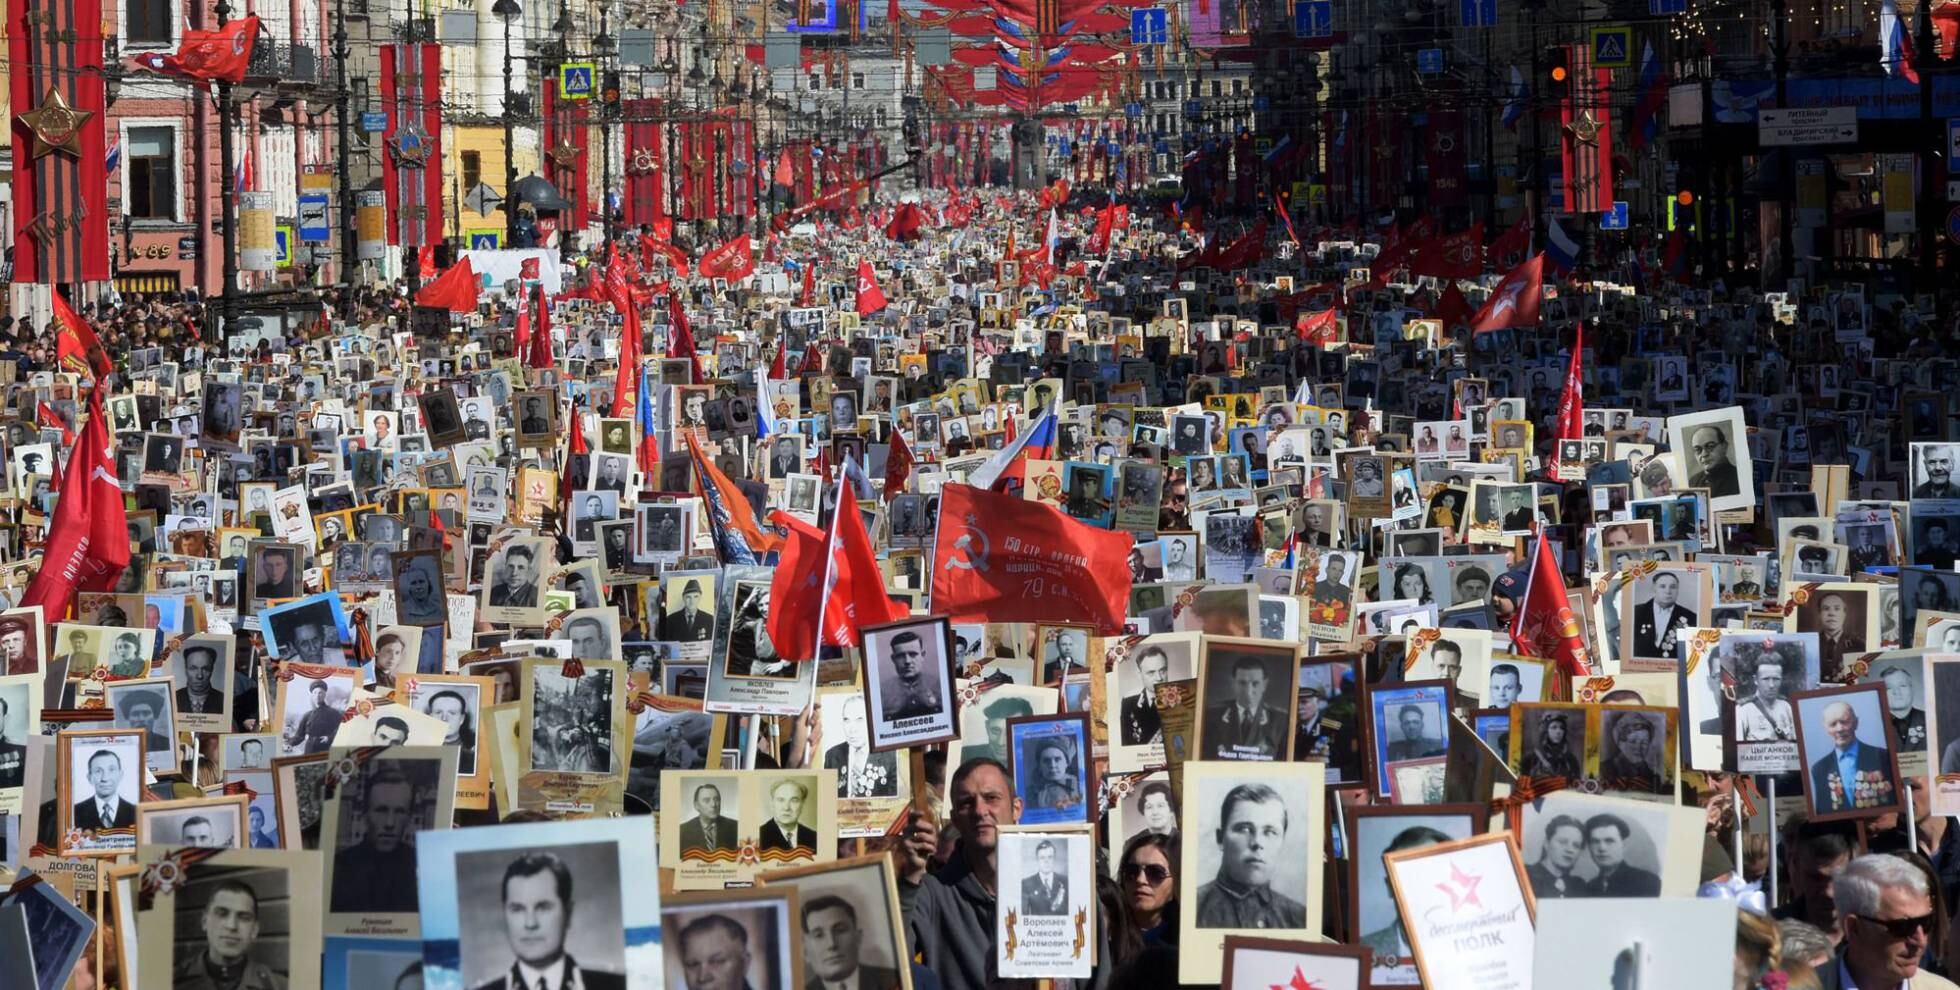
[{"x1": 809, "y1": 466, "x2": 849, "y2": 662}]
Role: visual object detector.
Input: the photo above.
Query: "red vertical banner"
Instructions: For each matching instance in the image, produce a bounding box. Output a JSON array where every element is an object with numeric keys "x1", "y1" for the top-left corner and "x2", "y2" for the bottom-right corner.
[
  {"x1": 8, "y1": 0, "x2": 111, "y2": 282},
  {"x1": 724, "y1": 116, "x2": 753, "y2": 219},
  {"x1": 1560, "y1": 44, "x2": 1614, "y2": 215},
  {"x1": 381, "y1": 43, "x2": 443, "y2": 248},
  {"x1": 677, "y1": 121, "x2": 710, "y2": 221},
  {"x1": 1425, "y1": 110, "x2": 1468, "y2": 210},
  {"x1": 540, "y1": 70, "x2": 591, "y2": 231},
  {"x1": 622, "y1": 98, "x2": 665, "y2": 229}
]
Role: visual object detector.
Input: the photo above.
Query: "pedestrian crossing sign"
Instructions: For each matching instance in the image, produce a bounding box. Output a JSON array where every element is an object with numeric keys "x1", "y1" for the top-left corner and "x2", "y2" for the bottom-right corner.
[
  {"x1": 468, "y1": 230, "x2": 503, "y2": 250},
  {"x1": 1589, "y1": 25, "x2": 1632, "y2": 68},
  {"x1": 559, "y1": 62, "x2": 595, "y2": 100}
]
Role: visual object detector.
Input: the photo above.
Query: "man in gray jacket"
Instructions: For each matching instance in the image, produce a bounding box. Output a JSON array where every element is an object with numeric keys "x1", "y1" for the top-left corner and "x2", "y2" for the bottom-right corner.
[{"x1": 895, "y1": 758, "x2": 1110, "y2": 990}]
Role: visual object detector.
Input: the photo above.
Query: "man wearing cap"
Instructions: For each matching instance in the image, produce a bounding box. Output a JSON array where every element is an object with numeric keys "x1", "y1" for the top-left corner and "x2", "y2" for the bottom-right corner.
[
  {"x1": 287, "y1": 680, "x2": 341, "y2": 754},
  {"x1": 117, "y1": 689, "x2": 172, "y2": 759},
  {"x1": 664, "y1": 579, "x2": 715, "y2": 642}
]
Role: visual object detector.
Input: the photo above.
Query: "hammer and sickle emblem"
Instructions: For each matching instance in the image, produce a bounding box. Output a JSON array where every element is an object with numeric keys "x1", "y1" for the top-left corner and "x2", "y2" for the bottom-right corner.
[{"x1": 945, "y1": 524, "x2": 990, "y2": 571}]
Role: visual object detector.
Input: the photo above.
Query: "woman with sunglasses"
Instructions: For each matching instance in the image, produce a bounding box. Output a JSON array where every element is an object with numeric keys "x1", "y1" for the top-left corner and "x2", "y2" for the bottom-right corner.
[{"x1": 1119, "y1": 832, "x2": 1179, "y2": 948}]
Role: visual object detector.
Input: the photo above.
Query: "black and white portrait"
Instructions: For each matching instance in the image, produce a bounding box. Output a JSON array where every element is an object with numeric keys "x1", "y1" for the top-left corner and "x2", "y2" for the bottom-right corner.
[
  {"x1": 529, "y1": 666, "x2": 617, "y2": 775},
  {"x1": 1197, "y1": 640, "x2": 1296, "y2": 762},
  {"x1": 1183, "y1": 763, "x2": 1317, "y2": 932},
  {"x1": 61, "y1": 730, "x2": 144, "y2": 853},
  {"x1": 658, "y1": 896, "x2": 795, "y2": 990},
  {"x1": 1519, "y1": 793, "x2": 1670, "y2": 898},
  {"x1": 167, "y1": 865, "x2": 299, "y2": 988},
  {"x1": 455, "y1": 844, "x2": 628, "y2": 990},
  {"x1": 327, "y1": 757, "x2": 446, "y2": 916},
  {"x1": 1514, "y1": 705, "x2": 1586, "y2": 780},
  {"x1": 861, "y1": 617, "x2": 957, "y2": 749}
]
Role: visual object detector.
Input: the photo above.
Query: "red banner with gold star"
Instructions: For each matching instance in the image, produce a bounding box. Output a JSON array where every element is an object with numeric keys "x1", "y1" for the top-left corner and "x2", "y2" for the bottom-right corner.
[
  {"x1": 621, "y1": 98, "x2": 666, "y2": 229},
  {"x1": 8, "y1": 0, "x2": 110, "y2": 282},
  {"x1": 540, "y1": 70, "x2": 590, "y2": 233},
  {"x1": 380, "y1": 43, "x2": 444, "y2": 249},
  {"x1": 1559, "y1": 43, "x2": 1614, "y2": 216}
]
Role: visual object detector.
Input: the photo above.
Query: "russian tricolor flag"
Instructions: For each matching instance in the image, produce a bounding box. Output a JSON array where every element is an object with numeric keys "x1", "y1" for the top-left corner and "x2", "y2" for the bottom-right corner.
[
  {"x1": 1544, "y1": 216, "x2": 1580, "y2": 276},
  {"x1": 1882, "y1": 0, "x2": 1920, "y2": 84},
  {"x1": 967, "y1": 390, "x2": 1060, "y2": 491}
]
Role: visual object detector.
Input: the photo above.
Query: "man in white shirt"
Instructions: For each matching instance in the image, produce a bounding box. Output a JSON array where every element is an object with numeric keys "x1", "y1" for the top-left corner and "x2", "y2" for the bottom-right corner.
[{"x1": 472, "y1": 852, "x2": 624, "y2": 990}]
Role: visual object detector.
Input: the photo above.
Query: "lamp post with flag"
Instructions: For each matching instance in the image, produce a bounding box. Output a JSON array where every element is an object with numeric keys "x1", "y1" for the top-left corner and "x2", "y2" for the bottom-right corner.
[
  {"x1": 494, "y1": 0, "x2": 523, "y2": 247},
  {"x1": 216, "y1": 0, "x2": 240, "y2": 330}
]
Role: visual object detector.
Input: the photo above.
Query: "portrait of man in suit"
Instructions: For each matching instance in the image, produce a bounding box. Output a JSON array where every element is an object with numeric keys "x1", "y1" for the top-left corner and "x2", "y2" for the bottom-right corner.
[
  {"x1": 678, "y1": 782, "x2": 739, "y2": 855},
  {"x1": 1630, "y1": 570, "x2": 1694, "y2": 660},
  {"x1": 801, "y1": 895, "x2": 900, "y2": 990},
  {"x1": 71, "y1": 747, "x2": 137, "y2": 831},
  {"x1": 676, "y1": 914, "x2": 757, "y2": 990},
  {"x1": 1384, "y1": 704, "x2": 1445, "y2": 762},
  {"x1": 1020, "y1": 838, "x2": 1071, "y2": 916},
  {"x1": 488, "y1": 544, "x2": 541, "y2": 609},
  {"x1": 175, "y1": 644, "x2": 226, "y2": 716},
  {"x1": 471, "y1": 852, "x2": 625, "y2": 990},
  {"x1": 1120, "y1": 646, "x2": 1172, "y2": 747},
  {"x1": 664, "y1": 579, "x2": 716, "y2": 643},
  {"x1": 759, "y1": 779, "x2": 818, "y2": 855},
  {"x1": 1808, "y1": 698, "x2": 1898, "y2": 816},
  {"x1": 824, "y1": 694, "x2": 900, "y2": 799},
  {"x1": 1685, "y1": 423, "x2": 1741, "y2": 497},
  {"x1": 1200, "y1": 654, "x2": 1288, "y2": 760}
]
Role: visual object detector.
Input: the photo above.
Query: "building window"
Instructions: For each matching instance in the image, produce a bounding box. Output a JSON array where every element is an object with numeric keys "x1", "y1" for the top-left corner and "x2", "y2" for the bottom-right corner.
[
  {"x1": 461, "y1": 150, "x2": 481, "y2": 193},
  {"x1": 127, "y1": 0, "x2": 171, "y2": 45},
  {"x1": 876, "y1": 107, "x2": 888, "y2": 127},
  {"x1": 1211, "y1": 79, "x2": 1222, "y2": 98},
  {"x1": 1231, "y1": 78, "x2": 1244, "y2": 96},
  {"x1": 808, "y1": 73, "x2": 821, "y2": 91},
  {"x1": 126, "y1": 126, "x2": 176, "y2": 221},
  {"x1": 852, "y1": 71, "x2": 865, "y2": 89}
]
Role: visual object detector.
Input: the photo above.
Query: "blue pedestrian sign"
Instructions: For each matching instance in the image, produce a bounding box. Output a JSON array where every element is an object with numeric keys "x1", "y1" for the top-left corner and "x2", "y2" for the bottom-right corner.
[
  {"x1": 1601, "y1": 201, "x2": 1630, "y2": 230},
  {"x1": 1459, "y1": 0, "x2": 1497, "y2": 27},
  {"x1": 1416, "y1": 48, "x2": 1445, "y2": 74},
  {"x1": 1648, "y1": 0, "x2": 1686, "y2": 13},
  {"x1": 360, "y1": 111, "x2": 388, "y2": 133},
  {"x1": 1130, "y1": 7, "x2": 1168, "y2": 44},
  {"x1": 468, "y1": 230, "x2": 504, "y2": 250},
  {"x1": 558, "y1": 61, "x2": 595, "y2": 100},
  {"x1": 1294, "y1": 0, "x2": 1332, "y2": 38}
]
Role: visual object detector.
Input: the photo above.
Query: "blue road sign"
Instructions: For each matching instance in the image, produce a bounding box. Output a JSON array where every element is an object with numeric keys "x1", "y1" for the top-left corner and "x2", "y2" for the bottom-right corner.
[
  {"x1": 1459, "y1": 0, "x2": 1497, "y2": 27},
  {"x1": 1294, "y1": 0, "x2": 1332, "y2": 38},
  {"x1": 468, "y1": 231, "x2": 503, "y2": 250},
  {"x1": 360, "y1": 111, "x2": 388, "y2": 133},
  {"x1": 297, "y1": 192, "x2": 331, "y2": 243},
  {"x1": 1130, "y1": 7, "x2": 1168, "y2": 44},
  {"x1": 1416, "y1": 48, "x2": 1445, "y2": 74},
  {"x1": 1601, "y1": 201, "x2": 1630, "y2": 230},
  {"x1": 1125, "y1": 102, "x2": 1143, "y2": 118},
  {"x1": 1648, "y1": 0, "x2": 1686, "y2": 14}
]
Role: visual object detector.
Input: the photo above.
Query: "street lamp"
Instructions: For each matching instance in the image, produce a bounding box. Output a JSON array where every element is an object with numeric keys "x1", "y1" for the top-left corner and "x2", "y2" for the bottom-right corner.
[{"x1": 494, "y1": 0, "x2": 523, "y2": 246}]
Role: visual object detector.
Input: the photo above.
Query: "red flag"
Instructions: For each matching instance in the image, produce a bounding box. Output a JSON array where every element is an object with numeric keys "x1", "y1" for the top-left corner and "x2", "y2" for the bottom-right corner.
[
  {"x1": 415, "y1": 256, "x2": 480, "y2": 312},
  {"x1": 885, "y1": 202, "x2": 930, "y2": 242},
  {"x1": 1510, "y1": 532, "x2": 1593, "y2": 677},
  {"x1": 513, "y1": 293, "x2": 531, "y2": 351},
  {"x1": 561, "y1": 406, "x2": 588, "y2": 520},
  {"x1": 798, "y1": 260, "x2": 817, "y2": 307},
  {"x1": 685, "y1": 434, "x2": 784, "y2": 559},
  {"x1": 667, "y1": 290, "x2": 702, "y2": 384},
  {"x1": 1295, "y1": 308, "x2": 1339, "y2": 347},
  {"x1": 883, "y1": 430, "x2": 913, "y2": 501},
  {"x1": 770, "y1": 341, "x2": 788, "y2": 380},
  {"x1": 130, "y1": 15, "x2": 260, "y2": 85},
  {"x1": 766, "y1": 497, "x2": 906, "y2": 661},
  {"x1": 1409, "y1": 223, "x2": 1485, "y2": 280},
  {"x1": 19, "y1": 388, "x2": 130, "y2": 618},
  {"x1": 1487, "y1": 215, "x2": 1532, "y2": 271},
  {"x1": 1469, "y1": 254, "x2": 1544, "y2": 333},
  {"x1": 37, "y1": 402, "x2": 75, "y2": 448},
  {"x1": 699, "y1": 234, "x2": 755, "y2": 281},
  {"x1": 527, "y1": 287, "x2": 555, "y2": 370},
  {"x1": 52, "y1": 294, "x2": 113, "y2": 380},
  {"x1": 854, "y1": 260, "x2": 887, "y2": 316},
  {"x1": 1549, "y1": 323, "x2": 1587, "y2": 473},
  {"x1": 929, "y1": 483, "x2": 1134, "y2": 634}
]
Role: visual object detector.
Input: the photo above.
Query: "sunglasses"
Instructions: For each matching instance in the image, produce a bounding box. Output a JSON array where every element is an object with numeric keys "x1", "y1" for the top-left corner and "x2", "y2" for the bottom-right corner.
[
  {"x1": 1858, "y1": 913, "x2": 1937, "y2": 940},
  {"x1": 1120, "y1": 862, "x2": 1171, "y2": 884}
]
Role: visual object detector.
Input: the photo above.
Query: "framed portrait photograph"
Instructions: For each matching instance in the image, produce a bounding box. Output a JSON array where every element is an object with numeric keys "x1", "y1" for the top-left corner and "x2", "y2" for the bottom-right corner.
[
  {"x1": 1402, "y1": 628, "x2": 1493, "y2": 699},
  {"x1": 259, "y1": 592, "x2": 353, "y2": 666},
  {"x1": 135, "y1": 847, "x2": 324, "y2": 990},
  {"x1": 659, "y1": 888, "x2": 802, "y2": 990},
  {"x1": 750, "y1": 768, "x2": 839, "y2": 870},
  {"x1": 1108, "y1": 770, "x2": 1180, "y2": 852},
  {"x1": 994, "y1": 826, "x2": 1097, "y2": 979},
  {"x1": 415, "y1": 816, "x2": 659, "y2": 990},
  {"x1": 1508, "y1": 702, "x2": 1590, "y2": 782},
  {"x1": 1007, "y1": 712, "x2": 1095, "y2": 826},
  {"x1": 1365, "y1": 680, "x2": 1451, "y2": 798},
  {"x1": 392, "y1": 549, "x2": 449, "y2": 628},
  {"x1": 1794, "y1": 682, "x2": 1904, "y2": 822},
  {"x1": 1665, "y1": 405, "x2": 1754, "y2": 512},
  {"x1": 1383, "y1": 833, "x2": 1535, "y2": 990},
  {"x1": 860, "y1": 616, "x2": 958, "y2": 752},
  {"x1": 1516, "y1": 789, "x2": 1704, "y2": 898},
  {"x1": 816, "y1": 687, "x2": 913, "y2": 838},
  {"x1": 1596, "y1": 706, "x2": 1677, "y2": 798},
  {"x1": 1195, "y1": 637, "x2": 1300, "y2": 763},
  {"x1": 758, "y1": 854, "x2": 913, "y2": 990},
  {"x1": 953, "y1": 684, "x2": 1058, "y2": 769},
  {"x1": 321, "y1": 746, "x2": 459, "y2": 934},
  {"x1": 0, "y1": 671, "x2": 37, "y2": 814},
  {"x1": 1532, "y1": 898, "x2": 1740, "y2": 990},
  {"x1": 102, "y1": 676, "x2": 180, "y2": 775},
  {"x1": 1783, "y1": 582, "x2": 1884, "y2": 682},
  {"x1": 1107, "y1": 632, "x2": 1199, "y2": 773},
  {"x1": 135, "y1": 792, "x2": 250, "y2": 849},
  {"x1": 1719, "y1": 630, "x2": 1819, "y2": 773},
  {"x1": 1617, "y1": 566, "x2": 1712, "y2": 668},
  {"x1": 480, "y1": 536, "x2": 552, "y2": 627},
  {"x1": 171, "y1": 634, "x2": 235, "y2": 734},
  {"x1": 58, "y1": 727, "x2": 144, "y2": 856},
  {"x1": 397, "y1": 673, "x2": 494, "y2": 808},
  {"x1": 1347, "y1": 805, "x2": 1483, "y2": 987},
  {"x1": 1177, "y1": 760, "x2": 1324, "y2": 983}
]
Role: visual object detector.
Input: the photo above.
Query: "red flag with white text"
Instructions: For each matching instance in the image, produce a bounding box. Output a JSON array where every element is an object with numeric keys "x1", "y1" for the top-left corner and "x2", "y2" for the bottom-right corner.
[
  {"x1": 855, "y1": 260, "x2": 887, "y2": 316},
  {"x1": 929, "y1": 483, "x2": 1134, "y2": 634}
]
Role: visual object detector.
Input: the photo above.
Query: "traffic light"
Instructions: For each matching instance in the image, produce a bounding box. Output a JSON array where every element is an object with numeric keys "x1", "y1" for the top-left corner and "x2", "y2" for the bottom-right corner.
[
  {"x1": 1545, "y1": 45, "x2": 1572, "y2": 95},
  {"x1": 602, "y1": 70, "x2": 621, "y2": 104}
]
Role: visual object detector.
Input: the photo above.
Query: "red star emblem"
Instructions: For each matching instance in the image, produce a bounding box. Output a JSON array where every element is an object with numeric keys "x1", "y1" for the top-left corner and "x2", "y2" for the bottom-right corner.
[
  {"x1": 1271, "y1": 966, "x2": 1324, "y2": 990},
  {"x1": 1435, "y1": 862, "x2": 1484, "y2": 912}
]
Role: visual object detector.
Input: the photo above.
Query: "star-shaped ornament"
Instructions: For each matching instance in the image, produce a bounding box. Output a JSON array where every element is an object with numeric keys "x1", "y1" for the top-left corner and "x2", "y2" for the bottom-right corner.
[{"x1": 19, "y1": 87, "x2": 91, "y2": 158}]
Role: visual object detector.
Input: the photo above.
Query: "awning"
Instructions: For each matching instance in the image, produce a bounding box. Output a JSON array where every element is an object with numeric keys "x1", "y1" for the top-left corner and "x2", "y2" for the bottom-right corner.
[{"x1": 115, "y1": 271, "x2": 182, "y2": 294}]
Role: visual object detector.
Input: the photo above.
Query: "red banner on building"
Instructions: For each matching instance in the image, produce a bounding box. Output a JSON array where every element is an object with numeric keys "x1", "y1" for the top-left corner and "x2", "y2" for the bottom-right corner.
[
  {"x1": 622, "y1": 98, "x2": 665, "y2": 230},
  {"x1": 1560, "y1": 43, "x2": 1614, "y2": 215},
  {"x1": 541, "y1": 70, "x2": 590, "y2": 231},
  {"x1": 381, "y1": 43, "x2": 443, "y2": 248},
  {"x1": 1425, "y1": 110, "x2": 1468, "y2": 210},
  {"x1": 8, "y1": 0, "x2": 111, "y2": 282}
]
